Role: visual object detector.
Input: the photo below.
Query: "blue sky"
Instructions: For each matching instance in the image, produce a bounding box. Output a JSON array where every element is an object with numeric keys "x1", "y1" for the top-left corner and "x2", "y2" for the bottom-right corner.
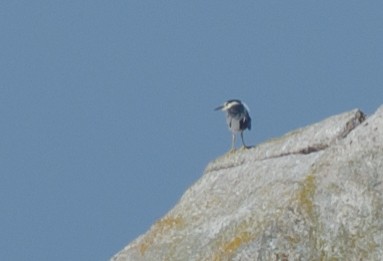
[{"x1": 1, "y1": 1, "x2": 382, "y2": 260}]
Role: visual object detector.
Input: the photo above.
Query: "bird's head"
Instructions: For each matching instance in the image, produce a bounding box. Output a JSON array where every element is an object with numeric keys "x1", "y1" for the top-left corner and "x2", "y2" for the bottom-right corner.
[{"x1": 214, "y1": 99, "x2": 243, "y2": 111}]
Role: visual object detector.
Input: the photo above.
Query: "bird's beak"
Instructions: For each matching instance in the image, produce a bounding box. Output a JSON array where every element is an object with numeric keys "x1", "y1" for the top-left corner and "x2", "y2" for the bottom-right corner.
[{"x1": 214, "y1": 105, "x2": 224, "y2": 111}]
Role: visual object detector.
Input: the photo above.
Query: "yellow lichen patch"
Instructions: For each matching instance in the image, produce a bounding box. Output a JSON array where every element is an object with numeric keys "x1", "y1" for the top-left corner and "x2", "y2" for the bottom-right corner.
[
  {"x1": 139, "y1": 242, "x2": 149, "y2": 256},
  {"x1": 298, "y1": 174, "x2": 316, "y2": 218},
  {"x1": 222, "y1": 231, "x2": 252, "y2": 253},
  {"x1": 138, "y1": 216, "x2": 184, "y2": 256},
  {"x1": 209, "y1": 218, "x2": 256, "y2": 260}
]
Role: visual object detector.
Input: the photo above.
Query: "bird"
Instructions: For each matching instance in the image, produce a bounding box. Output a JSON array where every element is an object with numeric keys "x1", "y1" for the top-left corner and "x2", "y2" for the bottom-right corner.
[{"x1": 215, "y1": 99, "x2": 252, "y2": 150}]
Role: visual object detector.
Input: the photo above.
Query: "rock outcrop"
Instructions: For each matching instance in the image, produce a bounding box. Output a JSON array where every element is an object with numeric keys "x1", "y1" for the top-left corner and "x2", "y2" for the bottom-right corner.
[{"x1": 112, "y1": 105, "x2": 383, "y2": 261}]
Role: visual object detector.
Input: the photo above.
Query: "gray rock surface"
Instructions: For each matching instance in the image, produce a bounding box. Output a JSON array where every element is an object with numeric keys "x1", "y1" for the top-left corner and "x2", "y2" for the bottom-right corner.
[{"x1": 112, "y1": 106, "x2": 383, "y2": 261}]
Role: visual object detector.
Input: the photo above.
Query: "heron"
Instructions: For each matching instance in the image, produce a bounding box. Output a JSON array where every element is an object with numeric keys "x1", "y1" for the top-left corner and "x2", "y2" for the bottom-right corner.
[{"x1": 215, "y1": 99, "x2": 252, "y2": 150}]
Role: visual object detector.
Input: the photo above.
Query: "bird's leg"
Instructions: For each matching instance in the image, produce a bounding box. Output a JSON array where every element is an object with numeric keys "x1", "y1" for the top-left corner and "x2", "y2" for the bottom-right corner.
[
  {"x1": 231, "y1": 133, "x2": 236, "y2": 151},
  {"x1": 240, "y1": 132, "x2": 249, "y2": 149}
]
